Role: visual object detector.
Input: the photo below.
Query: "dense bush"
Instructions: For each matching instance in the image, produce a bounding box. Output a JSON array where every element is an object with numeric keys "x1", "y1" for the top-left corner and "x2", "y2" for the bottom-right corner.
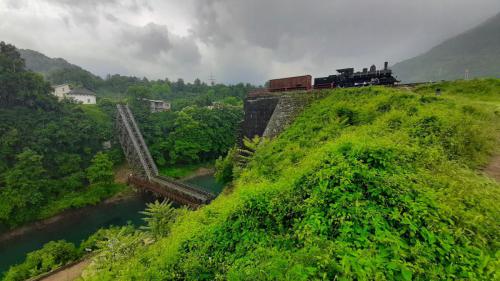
[
  {"x1": 3, "y1": 240, "x2": 78, "y2": 281},
  {"x1": 80, "y1": 80, "x2": 500, "y2": 280},
  {"x1": 132, "y1": 103, "x2": 243, "y2": 166}
]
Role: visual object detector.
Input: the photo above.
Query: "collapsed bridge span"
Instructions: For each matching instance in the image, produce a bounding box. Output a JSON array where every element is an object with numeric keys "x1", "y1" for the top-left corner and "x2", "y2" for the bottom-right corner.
[{"x1": 116, "y1": 104, "x2": 214, "y2": 208}]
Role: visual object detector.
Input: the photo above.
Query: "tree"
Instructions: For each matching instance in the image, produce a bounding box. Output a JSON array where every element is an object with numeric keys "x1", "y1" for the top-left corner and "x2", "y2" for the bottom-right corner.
[
  {"x1": 140, "y1": 200, "x2": 178, "y2": 237},
  {"x1": 0, "y1": 149, "x2": 47, "y2": 225},
  {"x1": 86, "y1": 152, "x2": 114, "y2": 184},
  {"x1": 0, "y1": 41, "x2": 55, "y2": 109}
]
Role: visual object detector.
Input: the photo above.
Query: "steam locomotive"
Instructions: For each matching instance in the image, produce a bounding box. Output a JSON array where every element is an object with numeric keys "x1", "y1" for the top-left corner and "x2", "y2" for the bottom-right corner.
[
  {"x1": 262, "y1": 62, "x2": 398, "y2": 94},
  {"x1": 314, "y1": 62, "x2": 398, "y2": 89}
]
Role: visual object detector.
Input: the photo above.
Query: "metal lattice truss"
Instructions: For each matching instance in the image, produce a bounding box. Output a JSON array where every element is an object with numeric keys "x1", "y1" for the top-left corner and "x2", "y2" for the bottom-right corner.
[
  {"x1": 116, "y1": 104, "x2": 214, "y2": 206},
  {"x1": 116, "y1": 104, "x2": 159, "y2": 180}
]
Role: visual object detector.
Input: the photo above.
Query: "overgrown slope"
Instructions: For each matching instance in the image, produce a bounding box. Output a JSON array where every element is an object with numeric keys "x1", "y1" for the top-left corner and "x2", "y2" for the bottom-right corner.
[
  {"x1": 392, "y1": 12, "x2": 500, "y2": 83},
  {"x1": 82, "y1": 80, "x2": 500, "y2": 280}
]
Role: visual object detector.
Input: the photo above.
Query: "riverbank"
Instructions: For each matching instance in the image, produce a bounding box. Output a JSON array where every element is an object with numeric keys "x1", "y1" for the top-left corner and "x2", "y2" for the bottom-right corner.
[
  {"x1": 29, "y1": 259, "x2": 90, "y2": 281},
  {"x1": 0, "y1": 165, "x2": 133, "y2": 242},
  {"x1": 0, "y1": 187, "x2": 135, "y2": 244},
  {"x1": 159, "y1": 162, "x2": 215, "y2": 179},
  {"x1": 0, "y1": 164, "x2": 224, "y2": 277},
  {"x1": 0, "y1": 191, "x2": 155, "y2": 276}
]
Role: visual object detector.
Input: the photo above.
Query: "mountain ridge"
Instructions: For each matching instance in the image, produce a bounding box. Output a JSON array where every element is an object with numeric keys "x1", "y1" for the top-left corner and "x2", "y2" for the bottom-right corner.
[
  {"x1": 392, "y1": 12, "x2": 500, "y2": 82},
  {"x1": 17, "y1": 49, "x2": 82, "y2": 74}
]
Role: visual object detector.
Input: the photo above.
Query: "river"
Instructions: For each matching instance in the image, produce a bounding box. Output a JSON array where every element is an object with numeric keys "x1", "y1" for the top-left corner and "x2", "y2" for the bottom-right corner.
[{"x1": 0, "y1": 174, "x2": 223, "y2": 276}]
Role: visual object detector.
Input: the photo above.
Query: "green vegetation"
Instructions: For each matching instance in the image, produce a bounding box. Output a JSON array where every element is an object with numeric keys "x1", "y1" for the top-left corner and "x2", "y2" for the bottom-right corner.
[
  {"x1": 393, "y1": 12, "x2": 500, "y2": 82},
  {"x1": 0, "y1": 42, "x2": 124, "y2": 228},
  {"x1": 127, "y1": 92, "x2": 243, "y2": 166},
  {"x1": 3, "y1": 201, "x2": 181, "y2": 281},
  {"x1": 86, "y1": 153, "x2": 114, "y2": 185},
  {"x1": 2, "y1": 240, "x2": 79, "y2": 281},
  {"x1": 159, "y1": 162, "x2": 213, "y2": 179},
  {"x1": 140, "y1": 200, "x2": 180, "y2": 238},
  {"x1": 18, "y1": 46, "x2": 258, "y2": 106},
  {"x1": 37, "y1": 183, "x2": 127, "y2": 220},
  {"x1": 77, "y1": 80, "x2": 499, "y2": 280}
]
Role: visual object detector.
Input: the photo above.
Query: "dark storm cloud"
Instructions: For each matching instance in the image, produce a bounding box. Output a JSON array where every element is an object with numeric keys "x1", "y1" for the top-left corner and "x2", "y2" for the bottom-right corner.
[
  {"x1": 194, "y1": 0, "x2": 500, "y2": 79},
  {"x1": 120, "y1": 23, "x2": 172, "y2": 61},
  {"x1": 44, "y1": 0, "x2": 151, "y2": 25},
  {"x1": 2, "y1": 0, "x2": 500, "y2": 83},
  {"x1": 118, "y1": 22, "x2": 201, "y2": 68}
]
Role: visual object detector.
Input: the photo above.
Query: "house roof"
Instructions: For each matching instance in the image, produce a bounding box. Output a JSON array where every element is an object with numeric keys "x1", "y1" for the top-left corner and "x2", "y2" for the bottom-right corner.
[
  {"x1": 68, "y1": 87, "x2": 96, "y2": 96},
  {"x1": 53, "y1": 83, "x2": 71, "y2": 88},
  {"x1": 143, "y1": 98, "x2": 169, "y2": 103}
]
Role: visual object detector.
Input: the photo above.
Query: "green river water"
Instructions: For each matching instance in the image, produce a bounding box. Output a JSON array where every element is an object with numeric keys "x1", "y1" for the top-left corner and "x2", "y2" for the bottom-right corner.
[{"x1": 0, "y1": 174, "x2": 223, "y2": 276}]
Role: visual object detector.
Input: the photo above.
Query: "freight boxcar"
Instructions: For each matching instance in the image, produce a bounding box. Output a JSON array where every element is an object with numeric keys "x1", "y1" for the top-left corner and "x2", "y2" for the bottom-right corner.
[{"x1": 268, "y1": 75, "x2": 312, "y2": 92}]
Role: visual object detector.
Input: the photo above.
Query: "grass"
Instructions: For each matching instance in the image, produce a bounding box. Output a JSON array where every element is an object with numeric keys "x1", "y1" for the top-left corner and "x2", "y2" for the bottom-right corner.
[
  {"x1": 158, "y1": 162, "x2": 214, "y2": 179},
  {"x1": 79, "y1": 104, "x2": 112, "y2": 129},
  {"x1": 37, "y1": 183, "x2": 128, "y2": 220},
  {"x1": 81, "y1": 79, "x2": 500, "y2": 280}
]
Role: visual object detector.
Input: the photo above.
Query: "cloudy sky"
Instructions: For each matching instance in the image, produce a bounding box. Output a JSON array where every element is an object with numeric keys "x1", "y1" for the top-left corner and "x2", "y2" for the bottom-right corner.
[{"x1": 1, "y1": 0, "x2": 500, "y2": 84}]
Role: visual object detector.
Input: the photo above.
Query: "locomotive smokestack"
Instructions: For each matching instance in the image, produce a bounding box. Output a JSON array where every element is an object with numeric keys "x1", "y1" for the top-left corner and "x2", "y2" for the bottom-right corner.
[{"x1": 384, "y1": 61, "x2": 388, "y2": 70}]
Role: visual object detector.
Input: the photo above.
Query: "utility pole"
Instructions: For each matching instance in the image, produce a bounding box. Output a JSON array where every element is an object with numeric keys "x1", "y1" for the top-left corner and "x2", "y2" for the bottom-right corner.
[{"x1": 209, "y1": 73, "x2": 216, "y2": 86}]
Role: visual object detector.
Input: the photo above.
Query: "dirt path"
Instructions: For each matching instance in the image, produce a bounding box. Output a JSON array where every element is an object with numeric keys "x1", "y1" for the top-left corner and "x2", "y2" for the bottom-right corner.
[
  {"x1": 484, "y1": 155, "x2": 500, "y2": 181},
  {"x1": 114, "y1": 163, "x2": 132, "y2": 184},
  {"x1": 38, "y1": 260, "x2": 90, "y2": 281}
]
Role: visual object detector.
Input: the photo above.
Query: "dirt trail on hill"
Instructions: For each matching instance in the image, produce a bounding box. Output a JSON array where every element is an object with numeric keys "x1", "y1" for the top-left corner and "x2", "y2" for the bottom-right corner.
[
  {"x1": 485, "y1": 155, "x2": 500, "y2": 181},
  {"x1": 38, "y1": 260, "x2": 90, "y2": 281}
]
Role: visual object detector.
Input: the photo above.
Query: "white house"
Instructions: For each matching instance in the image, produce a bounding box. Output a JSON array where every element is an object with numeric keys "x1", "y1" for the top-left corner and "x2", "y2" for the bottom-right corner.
[
  {"x1": 67, "y1": 88, "x2": 96, "y2": 104},
  {"x1": 52, "y1": 83, "x2": 71, "y2": 99},
  {"x1": 52, "y1": 84, "x2": 96, "y2": 104}
]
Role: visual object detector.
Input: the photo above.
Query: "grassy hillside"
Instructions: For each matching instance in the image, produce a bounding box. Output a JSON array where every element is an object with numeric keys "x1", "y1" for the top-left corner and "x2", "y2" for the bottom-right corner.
[
  {"x1": 80, "y1": 80, "x2": 500, "y2": 280},
  {"x1": 392, "y1": 12, "x2": 500, "y2": 83}
]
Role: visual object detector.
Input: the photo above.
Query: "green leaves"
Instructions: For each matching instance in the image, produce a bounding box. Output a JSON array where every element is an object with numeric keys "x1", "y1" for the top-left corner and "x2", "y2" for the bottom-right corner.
[
  {"x1": 86, "y1": 152, "x2": 114, "y2": 185},
  {"x1": 3, "y1": 240, "x2": 78, "y2": 281},
  {"x1": 140, "y1": 200, "x2": 179, "y2": 238}
]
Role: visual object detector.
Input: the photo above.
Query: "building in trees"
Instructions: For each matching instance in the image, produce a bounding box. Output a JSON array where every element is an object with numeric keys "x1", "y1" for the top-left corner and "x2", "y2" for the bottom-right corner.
[
  {"x1": 143, "y1": 99, "x2": 171, "y2": 113},
  {"x1": 51, "y1": 84, "x2": 96, "y2": 104},
  {"x1": 52, "y1": 83, "x2": 71, "y2": 99}
]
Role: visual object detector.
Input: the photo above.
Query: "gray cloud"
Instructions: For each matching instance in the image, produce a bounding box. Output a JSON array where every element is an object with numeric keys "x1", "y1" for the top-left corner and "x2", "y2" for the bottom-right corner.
[
  {"x1": 43, "y1": 0, "x2": 151, "y2": 26},
  {"x1": 194, "y1": 0, "x2": 500, "y2": 82},
  {"x1": 120, "y1": 23, "x2": 172, "y2": 61},
  {"x1": 1, "y1": 0, "x2": 500, "y2": 84}
]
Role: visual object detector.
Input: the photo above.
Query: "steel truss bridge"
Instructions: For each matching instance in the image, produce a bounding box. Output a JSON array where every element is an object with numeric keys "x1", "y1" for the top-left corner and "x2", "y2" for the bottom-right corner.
[{"x1": 116, "y1": 104, "x2": 214, "y2": 208}]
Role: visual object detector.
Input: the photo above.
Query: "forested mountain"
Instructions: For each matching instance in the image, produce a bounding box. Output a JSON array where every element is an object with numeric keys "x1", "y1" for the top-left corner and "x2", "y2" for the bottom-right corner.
[
  {"x1": 0, "y1": 42, "x2": 121, "y2": 227},
  {"x1": 18, "y1": 49, "x2": 80, "y2": 74},
  {"x1": 18, "y1": 47, "x2": 258, "y2": 107},
  {"x1": 392, "y1": 12, "x2": 500, "y2": 82},
  {"x1": 18, "y1": 48, "x2": 102, "y2": 90}
]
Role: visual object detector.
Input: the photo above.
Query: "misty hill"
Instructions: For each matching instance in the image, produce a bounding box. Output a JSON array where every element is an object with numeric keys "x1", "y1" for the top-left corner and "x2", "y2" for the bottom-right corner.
[
  {"x1": 18, "y1": 48, "x2": 101, "y2": 89},
  {"x1": 18, "y1": 49, "x2": 82, "y2": 74},
  {"x1": 392, "y1": 12, "x2": 500, "y2": 83}
]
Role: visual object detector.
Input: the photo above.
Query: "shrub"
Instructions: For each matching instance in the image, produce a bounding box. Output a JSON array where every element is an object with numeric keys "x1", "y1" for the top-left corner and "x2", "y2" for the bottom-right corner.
[{"x1": 3, "y1": 241, "x2": 78, "y2": 281}]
